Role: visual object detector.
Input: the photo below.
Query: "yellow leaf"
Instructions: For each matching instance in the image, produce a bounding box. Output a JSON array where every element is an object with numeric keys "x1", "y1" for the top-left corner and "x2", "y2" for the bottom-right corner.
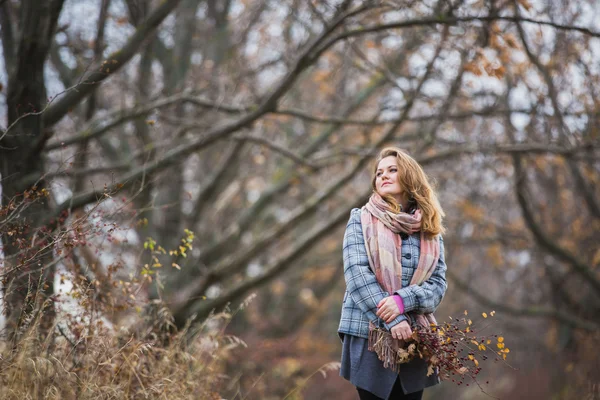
[
  {"x1": 468, "y1": 319, "x2": 472, "y2": 326},
  {"x1": 474, "y1": 359, "x2": 479, "y2": 367},
  {"x1": 498, "y1": 336, "x2": 504, "y2": 343},
  {"x1": 482, "y1": 313, "x2": 488, "y2": 318},
  {"x1": 468, "y1": 354, "x2": 474, "y2": 360},
  {"x1": 172, "y1": 263, "x2": 181, "y2": 270}
]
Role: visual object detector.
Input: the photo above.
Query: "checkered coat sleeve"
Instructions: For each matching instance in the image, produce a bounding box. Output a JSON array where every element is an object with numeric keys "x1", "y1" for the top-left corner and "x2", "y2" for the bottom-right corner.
[{"x1": 338, "y1": 208, "x2": 407, "y2": 339}]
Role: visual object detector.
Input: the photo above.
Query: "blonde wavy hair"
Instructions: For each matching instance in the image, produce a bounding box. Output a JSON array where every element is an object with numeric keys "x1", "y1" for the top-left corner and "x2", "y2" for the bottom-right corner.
[{"x1": 371, "y1": 147, "x2": 446, "y2": 237}]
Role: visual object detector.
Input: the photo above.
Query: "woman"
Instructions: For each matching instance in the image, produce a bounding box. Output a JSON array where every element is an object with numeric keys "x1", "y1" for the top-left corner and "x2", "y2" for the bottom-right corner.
[{"x1": 338, "y1": 147, "x2": 448, "y2": 400}]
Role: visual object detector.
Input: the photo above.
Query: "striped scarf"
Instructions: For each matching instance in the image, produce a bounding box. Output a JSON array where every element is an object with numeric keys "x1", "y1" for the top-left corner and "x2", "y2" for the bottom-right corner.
[{"x1": 360, "y1": 192, "x2": 440, "y2": 371}]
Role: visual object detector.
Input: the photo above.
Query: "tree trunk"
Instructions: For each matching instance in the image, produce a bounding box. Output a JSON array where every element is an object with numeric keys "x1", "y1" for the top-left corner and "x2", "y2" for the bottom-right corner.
[{"x1": 0, "y1": 0, "x2": 64, "y2": 340}]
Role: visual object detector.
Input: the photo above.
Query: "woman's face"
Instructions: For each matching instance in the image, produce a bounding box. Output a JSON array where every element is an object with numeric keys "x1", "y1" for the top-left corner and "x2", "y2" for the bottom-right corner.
[{"x1": 375, "y1": 156, "x2": 404, "y2": 200}]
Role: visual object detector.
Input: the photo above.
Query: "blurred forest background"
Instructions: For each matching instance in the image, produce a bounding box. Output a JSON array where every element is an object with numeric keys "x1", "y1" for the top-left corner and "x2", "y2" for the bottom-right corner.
[{"x1": 0, "y1": 0, "x2": 599, "y2": 399}]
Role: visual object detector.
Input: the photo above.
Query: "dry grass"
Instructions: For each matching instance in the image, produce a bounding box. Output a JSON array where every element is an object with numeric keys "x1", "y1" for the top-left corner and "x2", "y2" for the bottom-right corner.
[{"x1": 0, "y1": 303, "x2": 241, "y2": 400}]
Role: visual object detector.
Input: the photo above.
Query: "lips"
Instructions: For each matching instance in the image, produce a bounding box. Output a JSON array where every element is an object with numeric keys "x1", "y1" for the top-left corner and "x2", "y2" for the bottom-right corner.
[{"x1": 382, "y1": 182, "x2": 392, "y2": 187}]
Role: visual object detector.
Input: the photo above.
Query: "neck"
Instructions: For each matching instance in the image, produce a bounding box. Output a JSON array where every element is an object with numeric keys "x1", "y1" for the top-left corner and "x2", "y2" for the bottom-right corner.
[{"x1": 393, "y1": 195, "x2": 409, "y2": 212}]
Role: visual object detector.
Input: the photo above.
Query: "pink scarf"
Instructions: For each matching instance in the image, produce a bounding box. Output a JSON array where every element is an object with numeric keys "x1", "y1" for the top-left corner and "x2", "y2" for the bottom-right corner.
[{"x1": 361, "y1": 192, "x2": 440, "y2": 371}]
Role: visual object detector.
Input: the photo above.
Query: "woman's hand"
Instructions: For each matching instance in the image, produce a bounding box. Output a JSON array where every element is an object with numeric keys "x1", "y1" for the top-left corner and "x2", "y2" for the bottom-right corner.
[
  {"x1": 390, "y1": 320, "x2": 413, "y2": 341},
  {"x1": 376, "y1": 296, "x2": 400, "y2": 323}
]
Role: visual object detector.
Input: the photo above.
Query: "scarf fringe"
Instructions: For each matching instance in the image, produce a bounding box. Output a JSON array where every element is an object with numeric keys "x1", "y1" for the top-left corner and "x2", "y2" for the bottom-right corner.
[{"x1": 367, "y1": 323, "x2": 412, "y2": 372}]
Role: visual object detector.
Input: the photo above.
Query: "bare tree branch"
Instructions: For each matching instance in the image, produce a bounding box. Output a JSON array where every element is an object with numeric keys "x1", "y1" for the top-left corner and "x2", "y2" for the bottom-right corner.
[
  {"x1": 44, "y1": 91, "x2": 195, "y2": 151},
  {"x1": 124, "y1": 0, "x2": 149, "y2": 26},
  {"x1": 229, "y1": 134, "x2": 318, "y2": 170},
  {"x1": 416, "y1": 142, "x2": 600, "y2": 163},
  {"x1": 179, "y1": 123, "x2": 410, "y2": 300},
  {"x1": 49, "y1": 41, "x2": 76, "y2": 89},
  {"x1": 502, "y1": 80, "x2": 600, "y2": 296},
  {"x1": 189, "y1": 141, "x2": 246, "y2": 228},
  {"x1": 514, "y1": 3, "x2": 600, "y2": 219},
  {"x1": 326, "y1": 14, "x2": 600, "y2": 47},
  {"x1": 42, "y1": 0, "x2": 183, "y2": 127},
  {"x1": 446, "y1": 269, "x2": 599, "y2": 332},
  {"x1": 172, "y1": 197, "x2": 356, "y2": 324},
  {"x1": 512, "y1": 155, "x2": 600, "y2": 295},
  {"x1": 74, "y1": 0, "x2": 112, "y2": 194},
  {"x1": 171, "y1": 30, "x2": 448, "y2": 318},
  {"x1": 167, "y1": 73, "x2": 388, "y2": 266}
]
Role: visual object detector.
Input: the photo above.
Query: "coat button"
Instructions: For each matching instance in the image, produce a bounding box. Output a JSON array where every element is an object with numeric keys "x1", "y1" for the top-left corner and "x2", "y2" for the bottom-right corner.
[
  {"x1": 400, "y1": 232, "x2": 409, "y2": 240},
  {"x1": 402, "y1": 253, "x2": 412, "y2": 259}
]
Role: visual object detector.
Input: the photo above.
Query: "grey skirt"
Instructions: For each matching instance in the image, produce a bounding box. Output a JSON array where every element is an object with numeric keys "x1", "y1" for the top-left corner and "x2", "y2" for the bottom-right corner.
[{"x1": 340, "y1": 334, "x2": 439, "y2": 399}]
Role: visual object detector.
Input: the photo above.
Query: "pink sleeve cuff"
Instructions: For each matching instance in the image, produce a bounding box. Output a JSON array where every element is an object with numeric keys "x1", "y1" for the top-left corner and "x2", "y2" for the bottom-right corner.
[{"x1": 393, "y1": 294, "x2": 404, "y2": 314}]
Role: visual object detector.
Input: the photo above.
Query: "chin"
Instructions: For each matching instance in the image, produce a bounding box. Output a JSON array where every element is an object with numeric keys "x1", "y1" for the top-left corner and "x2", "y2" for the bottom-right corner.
[{"x1": 380, "y1": 189, "x2": 399, "y2": 197}]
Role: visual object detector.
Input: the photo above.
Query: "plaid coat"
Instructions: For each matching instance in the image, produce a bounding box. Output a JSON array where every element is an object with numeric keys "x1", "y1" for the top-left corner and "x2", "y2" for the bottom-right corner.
[{"x1": 338, "y1": 208, "x2": 448, "y2": 340}]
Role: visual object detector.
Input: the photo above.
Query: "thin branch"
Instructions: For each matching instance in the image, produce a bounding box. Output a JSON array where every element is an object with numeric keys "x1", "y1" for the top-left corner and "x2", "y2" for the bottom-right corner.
[
  {"x1": 229, "y1": 134, "x2": 318, "y2": 170},
  {"x1": 446, "y1": 269, "x2": 599, "y2": 332},
  {"x1": 512, "y1": 155, "x2": 600, "y2": 296},
  {"x1": 36, "y1": 4, "x2": 417, "y2": 227},
  {"x1": 194, "y1": 27, "x2": 444, "y2": 266},
  {"x1": 257, "y1": 3, "x2": 373, "y2": 111},
  {"x1": 327, "y1": 14, "x2": 600, "y2": 46},
  {"x1": 415, "y1": 142, "x2": 600, "y2": 163},
  {"x1": 189, "y1": 141, "x2": 245, "y2": 227},
  {"x1": 175, "y1": 138, "x2": 600, "y2": 304},
  {"x1": 74, "y1": 0, "x2": 112, "y2": 194},
  {"x1": 503, "y1": 82, "x2": 600, "y2": 296},
  {"x1": 149, "y1": 96, "x2": 600, "y2": 126},
  {"x1": 49, "y1": 41, "x2": 76, "y2": 89},
  {"x1": 46, "y1": 164, "x2": 130, "y2": 179},
  {"x1": 175, "y1": 70, "x2": 390, "y2": 272},
  {"x1": 42, "y1": 0, "x2": 183, "y2": 127},
  {"x1": 513, "y1": 3, "x2": 600, "y2": 219},
  {"x1": 173, "y1": 197, "x2": 356, "y2": 323},
  {"x1": 44, "y1": 91, "x2": 194, "y2": 151},
  {"x1": 171, "y1": 32, "x2": 448, "y2": 312}
]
